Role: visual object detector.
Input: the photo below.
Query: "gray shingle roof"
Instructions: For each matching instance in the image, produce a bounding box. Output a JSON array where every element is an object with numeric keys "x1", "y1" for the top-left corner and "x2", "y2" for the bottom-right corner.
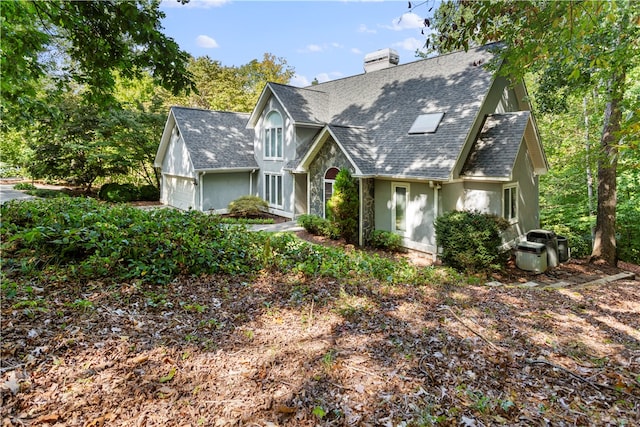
[
  {"x1": 171, "y1": 107, "x2": 257, "y2": 171},
  {"x1": 461, "y1": 112, "x2": 530, "y2": 178},
  {"x1": 291, "y1": 44, "x2": 499, "y2": 180}
]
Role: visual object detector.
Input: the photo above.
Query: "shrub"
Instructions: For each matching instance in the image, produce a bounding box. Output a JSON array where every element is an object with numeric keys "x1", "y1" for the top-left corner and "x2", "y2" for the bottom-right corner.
[
  {"x1": 297, "y1": 214, "x2": 340, "y2": 239},
  {"x1": 13, "y1": 182, "x2": 37, "y2": 191},
  {"x1": 228, "y1": 195, "x2": 269, "y2": 218},
  {"x1": 99, "y1": 183, "x2": 139, "y2": 203},
  {"x1": 326, "y1": 169, "x2": 359, "y2": 244},
  {"x1": 369, "y1": 230, "x2": 404, "y2": 252},
  {"x1": 435, "y1": 210, "x2": 510, "y2": 274},
  {"x1": 138, "y1": 185, "x2": 160, "y2": 201}
]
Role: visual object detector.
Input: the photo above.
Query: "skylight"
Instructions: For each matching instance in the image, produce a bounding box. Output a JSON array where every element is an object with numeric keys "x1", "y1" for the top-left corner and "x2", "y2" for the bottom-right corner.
[{"x1": 408, "y1": 112, "x2": 445, "y2": 134}]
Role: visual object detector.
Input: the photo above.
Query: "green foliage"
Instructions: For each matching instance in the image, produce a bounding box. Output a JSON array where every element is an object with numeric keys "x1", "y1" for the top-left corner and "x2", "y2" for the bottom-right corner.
[
  {"x1": 435, "y1": 211, "x2": 510, "y2": 274},
  {"x1": 13, "y1": 183, "x2": 37, "y2": 191},
  {"x1": 163, "y1": 53, "x2": 295, "y2": 112},
  {"x1": 1, "y1": 199, "x2": 463, "y2": 289},
  {"x1": 97, "y1": 183, "x2": 159, "y2": 203},
  {"x1": 228, "y1": 195, "x2": 269, "y2": 218},
  {"x1": 297, "y1": 214, "x2": 340, "y2": 240},
  {"x1": 369, "y1": 230, "x2": 404, "y2": 252},
  {"x1": 99, "y1": 183, "x2": 138, "y2": 203},
  {"x1": 0, "y1": 198, "x2": 262, "y2": 284},
  {"x1": 0, "y1": 0, "x2": 194, "y2": 116},
  {"x1": 138, "y1": 185, "x2": 160, "y2": 202},
  {"x1": 326, "y1": 169, "x2": 359, "y2": 244}
]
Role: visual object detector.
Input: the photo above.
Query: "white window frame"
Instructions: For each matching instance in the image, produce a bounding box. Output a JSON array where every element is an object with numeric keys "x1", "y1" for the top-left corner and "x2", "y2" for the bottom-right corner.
[
  {"x1": 323, "y1": 167, "x2": 340, "y2": 219},
  {"x1": 503, "y1": 183, "x2": 518, "y2": 223},
  {"x1": 263, "y1": 111, "x2": 283, "y2": 160},
  {"x1": 392, "y1": 183, "x2": 410, "y2": 236},
  {"x1": 264, "y1": 173, "x2": 283, "y2": 208}
]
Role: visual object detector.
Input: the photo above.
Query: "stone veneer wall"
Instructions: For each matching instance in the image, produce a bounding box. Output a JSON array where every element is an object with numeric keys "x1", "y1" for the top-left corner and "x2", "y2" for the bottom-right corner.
[
  {"x1": 360, "y1": 178, "x2": 375, "y2": 245},
  {"x1": 308, "y1": 139, "x2": 355, "y2": 217}
]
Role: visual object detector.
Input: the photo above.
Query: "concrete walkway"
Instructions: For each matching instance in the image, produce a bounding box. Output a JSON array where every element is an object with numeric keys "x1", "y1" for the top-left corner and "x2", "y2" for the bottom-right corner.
[
  {"x1": 0, "y1": 184, "x2": 36, "y2": 203},
  {"x1": 249, "y1": 220, "x2": 303, "y2": 232}
]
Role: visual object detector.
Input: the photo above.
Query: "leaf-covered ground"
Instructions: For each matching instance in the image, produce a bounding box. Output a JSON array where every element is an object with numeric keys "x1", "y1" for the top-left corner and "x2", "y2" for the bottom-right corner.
[{"x1": 2, "y1": 253, "x2": 639, "y2": 426}]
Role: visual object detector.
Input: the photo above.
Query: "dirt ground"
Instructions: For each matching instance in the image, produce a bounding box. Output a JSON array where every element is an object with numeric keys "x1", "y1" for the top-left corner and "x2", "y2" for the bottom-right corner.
[{"x1": 2, "y1": 241, "x2": 639, "y2": 426}]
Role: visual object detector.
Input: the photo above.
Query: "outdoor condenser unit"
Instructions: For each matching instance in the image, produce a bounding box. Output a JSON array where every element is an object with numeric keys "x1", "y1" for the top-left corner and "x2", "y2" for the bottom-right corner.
[{"x1": 516, "y1": 241, "x2": 548, "y2": 273}]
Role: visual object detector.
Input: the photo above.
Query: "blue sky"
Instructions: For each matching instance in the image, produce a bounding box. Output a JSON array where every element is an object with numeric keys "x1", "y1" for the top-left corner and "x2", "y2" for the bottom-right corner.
[{"x1": 159, "y1": 0, "x2": 437, "y2": 87}]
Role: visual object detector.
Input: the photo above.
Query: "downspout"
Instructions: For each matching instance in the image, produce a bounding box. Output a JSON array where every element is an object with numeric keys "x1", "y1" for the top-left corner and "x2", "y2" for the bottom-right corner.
[
  {"x1": 199, "y1": 172, "x2": 205, "y2": 211},
  {"x1": 359, "y1": 177, "x2": 364, "y2": 247},
  {"x1": 250, "y1": 169, "x2": 256, "y2": 195},
  {"x1": 432, "y1": 181, "x2": 441, "y2": 261}
]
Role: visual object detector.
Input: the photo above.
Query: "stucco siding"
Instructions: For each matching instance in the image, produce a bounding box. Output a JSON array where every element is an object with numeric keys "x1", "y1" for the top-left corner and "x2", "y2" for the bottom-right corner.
[
  {"x1": 374, "y1": 180, "x2": 437, "y2": 252},
  {"x1": 201, "y1": 172, "x2": 251, "y2": 212},
  {"x1": 511, "y1": 143, "x2": 540, "y2": 238}
]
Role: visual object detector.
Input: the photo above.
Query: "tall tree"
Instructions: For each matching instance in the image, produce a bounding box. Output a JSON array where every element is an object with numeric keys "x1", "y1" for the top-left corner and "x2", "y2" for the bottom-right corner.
[
  {"x1": 414, "y1": 0, "x2": 639, "y2": 266},
  {"x1": 0, "y1": 0, "x2": 194, "y2": 120},
  {"x1": 165, "y1": 53, "x2": 295, "y2": 112}
]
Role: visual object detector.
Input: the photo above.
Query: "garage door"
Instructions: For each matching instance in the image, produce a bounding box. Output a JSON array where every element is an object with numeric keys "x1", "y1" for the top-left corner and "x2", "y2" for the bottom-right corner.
[{"x1": 164, "y1": 175, "x2": 196, "y2": 210}]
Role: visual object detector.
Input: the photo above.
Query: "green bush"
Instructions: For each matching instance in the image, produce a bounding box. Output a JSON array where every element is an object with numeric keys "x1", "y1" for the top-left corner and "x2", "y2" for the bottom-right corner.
[
  {"x1": 326, "y1": 169, "x2": 359, "y2": 244},
  {"x1": 297, "y1": 214, "x2": 340, "y2": 240},
  {"x1": 13, "y1": 182, "x2": 37, "y2": 191},
  {"x1": 369, "y1": 230, "x2": 404, "y2": 252},
  {"x1": 99, "y1": 182, "x2": 139, "y2": 203},
  {"x1": 138, "y1": 185, "x2": 160, "y2": 201},
  {"x1": 435, "y1": 210, "x2": 510, "y2": 274},
  {"x1": 228, "y1": 195, "x2": 269, "y2": 217}
]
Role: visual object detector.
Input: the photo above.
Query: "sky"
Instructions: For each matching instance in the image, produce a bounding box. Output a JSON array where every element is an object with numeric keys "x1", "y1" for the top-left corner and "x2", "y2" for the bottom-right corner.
[{"x1": 159, "y1": 0, "x2": 438, "y2": 87}]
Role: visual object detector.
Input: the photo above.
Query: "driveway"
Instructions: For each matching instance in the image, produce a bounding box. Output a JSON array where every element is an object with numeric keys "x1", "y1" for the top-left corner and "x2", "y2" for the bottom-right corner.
[{"x1": 0, "y1": 184, "x2": 36, "y2": 203}]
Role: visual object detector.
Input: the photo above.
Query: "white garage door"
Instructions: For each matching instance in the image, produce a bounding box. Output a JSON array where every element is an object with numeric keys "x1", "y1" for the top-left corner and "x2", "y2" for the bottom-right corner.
[{"x1": 164, "y1": 176, "x2": 196, "y2": 210}]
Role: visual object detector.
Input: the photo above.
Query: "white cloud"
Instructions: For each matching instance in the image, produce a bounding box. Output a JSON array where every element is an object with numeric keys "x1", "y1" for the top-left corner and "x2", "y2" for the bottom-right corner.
[
  {"x1": 162, "y1": 0, "x2": 229, "y2": 9},
  {"x1": 196, "y1": 35, "x2": 219, "y2": 48},
  {"x1": 385, "y1": 12, "x2": 424, "y2": 31},
  {"x1": 315, "y1": 72, "x2": 343, "y2": 83},
  {"x1": 351, "y1": 48, "x2": 363, "y2": 55},
  {"x1": 291, "y1": 74, "x2": 311, "y2": 87},
  {"x1": 392, "y1": 37, "x2": 425, "y2": 52},
  {"x1": 358, "y1": 24, "x2": 376, "y2": 34},
  {"x1": 299, "y1": 44, "x2": 324, "y2": 53}
]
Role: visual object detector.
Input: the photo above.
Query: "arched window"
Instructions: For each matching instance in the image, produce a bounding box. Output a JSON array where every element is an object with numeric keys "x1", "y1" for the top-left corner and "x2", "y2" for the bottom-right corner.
[
  {"x1": 324, "y1": 167, "x2": 340, "y2": 218},
  {"x1": 264, "y1": 111, "x2": 283, "y2": 159}
]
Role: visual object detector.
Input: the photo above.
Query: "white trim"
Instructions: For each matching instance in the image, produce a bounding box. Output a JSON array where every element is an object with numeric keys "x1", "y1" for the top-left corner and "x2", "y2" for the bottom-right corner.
[
  {"x1": 264, "y1": 172, "x2": 283, "y2": 208},
  {"x1": 392, "y1": 182, "x2": 410, "y2": 236},
  {"x1": 322, "y1": 167, "x2": 340, "y2": 219},
  {"x1": 297, "y1": 127, "x2": 363, "y2": 176},
  {"x1": 502, "y1": 183, "x2": 519, "y2": 223},
  {"x1": 263, "y1": 110, "x2": 284, "y2": 160}
]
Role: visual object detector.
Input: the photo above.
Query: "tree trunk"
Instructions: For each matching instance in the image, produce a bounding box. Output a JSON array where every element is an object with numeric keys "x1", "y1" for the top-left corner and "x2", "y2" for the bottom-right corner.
[{"x1": 590, "y1": 73, "x2": 625, "y2": 266}]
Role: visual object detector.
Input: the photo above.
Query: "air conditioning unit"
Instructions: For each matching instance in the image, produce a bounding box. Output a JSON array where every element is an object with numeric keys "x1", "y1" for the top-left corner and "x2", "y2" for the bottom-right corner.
[{"x1": 516, "y1": 241, "x2": 548, "y2": 273}]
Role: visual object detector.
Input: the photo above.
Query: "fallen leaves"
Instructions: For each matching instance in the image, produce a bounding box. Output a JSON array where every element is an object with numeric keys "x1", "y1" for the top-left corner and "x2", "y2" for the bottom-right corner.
[{"x1": 1, "y1": 266, "x2": 639, "y2": 425}]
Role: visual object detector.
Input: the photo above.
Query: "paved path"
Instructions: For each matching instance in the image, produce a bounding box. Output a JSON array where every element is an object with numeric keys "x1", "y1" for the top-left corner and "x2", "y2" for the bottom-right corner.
[{"x1": 0, "y1": 184, "x2": 35, "y2": 203}]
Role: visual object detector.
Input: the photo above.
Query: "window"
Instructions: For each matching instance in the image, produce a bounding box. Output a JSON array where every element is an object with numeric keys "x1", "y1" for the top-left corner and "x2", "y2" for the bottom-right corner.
[
  {"x1": 323, "y1": 167, "x2": 340, "y2": 218},
  {"x1": 503, "y1": 184, "x2": 518, "y2": 222},
  {"x1": 265, "y1": 173, "x2": 283, "y2": 207},
  {"x1": 264, "y1": 111, "x2": 283, "y2": 159},
  {"x1": 392, "y1": 183, "x2": 409, "y2": 234},
  {"x1": 408, "y1": 112, "x2": 445, "y2": 134}
]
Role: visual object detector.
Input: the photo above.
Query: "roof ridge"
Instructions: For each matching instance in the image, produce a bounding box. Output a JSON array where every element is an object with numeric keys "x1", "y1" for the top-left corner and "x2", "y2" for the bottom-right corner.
[{"x1": 171, "y1": 106, "x2": 250, "y2": 115}]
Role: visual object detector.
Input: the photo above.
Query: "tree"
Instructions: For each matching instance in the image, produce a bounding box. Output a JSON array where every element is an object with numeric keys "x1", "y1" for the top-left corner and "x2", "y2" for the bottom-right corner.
[
  {"x1": 164, "y1": 53, "x2": 295, "y2": 112},
  {"x1": 327, "y1": 169, "x2": 359, "y2": 244},
  {"x1": 0, "y1": 0, "x2": 194, "y2": 120},
  {"x1": 414, "y1": 0, "x2": 639, "y2": 266},
  {"x1": 27, "y1": 95, "x2": 131, "y2": 191}
]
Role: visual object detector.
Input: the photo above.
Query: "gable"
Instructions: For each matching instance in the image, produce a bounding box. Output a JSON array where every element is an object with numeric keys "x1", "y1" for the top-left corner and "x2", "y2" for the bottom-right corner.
[
  {"x1": 461, "y1": 112, "x2": 548, "y2": 180},
  {"x1": 162, "y1": 107, "x2": 258, "y2": 172}
]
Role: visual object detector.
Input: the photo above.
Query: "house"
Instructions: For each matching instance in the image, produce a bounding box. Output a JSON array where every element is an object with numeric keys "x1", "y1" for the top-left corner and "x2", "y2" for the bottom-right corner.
[{"x1": 154, "y1": 44, "x2": 548, "y2": 256}]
